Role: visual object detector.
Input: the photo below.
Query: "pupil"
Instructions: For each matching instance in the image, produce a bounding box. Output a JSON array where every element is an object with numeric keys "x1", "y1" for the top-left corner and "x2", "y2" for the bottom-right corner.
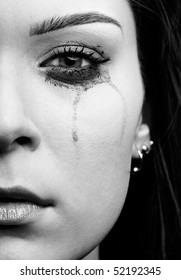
[{"x1": 65, "y1": 56, "x2": 81, "y2": 67}]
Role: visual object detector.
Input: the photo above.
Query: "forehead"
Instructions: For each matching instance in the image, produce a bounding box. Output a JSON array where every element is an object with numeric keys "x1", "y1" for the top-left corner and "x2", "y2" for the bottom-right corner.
[{"x1": 0, "y1": 0, "x2": 133, "y2": 34}]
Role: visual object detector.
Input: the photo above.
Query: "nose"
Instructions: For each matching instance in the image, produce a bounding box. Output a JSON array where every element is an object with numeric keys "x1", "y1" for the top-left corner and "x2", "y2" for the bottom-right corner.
[{"x1": 0, "y1": 84, "x2": 41, "y2": 154}]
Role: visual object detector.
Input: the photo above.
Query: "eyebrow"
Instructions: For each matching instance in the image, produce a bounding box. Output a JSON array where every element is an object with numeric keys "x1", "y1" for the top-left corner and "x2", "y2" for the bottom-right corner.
[{"x1": 29, "y1": 12, "x2": 122, "y2": 36}]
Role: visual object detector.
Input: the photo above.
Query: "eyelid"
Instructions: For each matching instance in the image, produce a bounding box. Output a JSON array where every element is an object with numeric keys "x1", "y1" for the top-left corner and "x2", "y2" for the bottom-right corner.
[{"x1": 37, "y1": 44, "x2": 109, "y2": 67}]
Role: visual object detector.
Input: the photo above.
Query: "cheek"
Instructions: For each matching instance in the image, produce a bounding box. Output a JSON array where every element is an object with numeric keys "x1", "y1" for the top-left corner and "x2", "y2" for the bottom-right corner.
[
  {"x1": 60, "y1": 82, "x2": 140, "y2": 242},
  {"x1": 35, "y1": 81, "x2": 138, "y2": 211},
  {"x1": 25, "y1": 75, "x2": 142, "y2": 258},
  {"x1": 78, "y1": 83, "x2": 126, "y2": 146}
]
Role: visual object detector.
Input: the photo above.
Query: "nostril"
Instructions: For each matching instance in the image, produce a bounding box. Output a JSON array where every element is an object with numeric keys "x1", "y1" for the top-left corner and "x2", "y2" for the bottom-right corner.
[{"x1": 16, "y1": 136, "x2": 32, "y2": 146}]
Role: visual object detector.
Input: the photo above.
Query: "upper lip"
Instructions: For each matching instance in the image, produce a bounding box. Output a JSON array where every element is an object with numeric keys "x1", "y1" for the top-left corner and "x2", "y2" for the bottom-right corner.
[{"x1": 0, "y1": 186, "x2": 53, "y2": 207}]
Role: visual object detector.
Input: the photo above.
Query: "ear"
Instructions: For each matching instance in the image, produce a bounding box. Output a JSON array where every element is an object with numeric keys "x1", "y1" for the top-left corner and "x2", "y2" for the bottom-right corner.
[{"x1": 132, "y1": 117, "x2": 151, "y2": 158}]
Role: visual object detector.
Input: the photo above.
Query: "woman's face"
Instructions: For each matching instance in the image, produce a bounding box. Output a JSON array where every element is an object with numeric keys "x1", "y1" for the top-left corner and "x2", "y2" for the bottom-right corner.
[{"x1": 0, "y1": 0, "x2": 146, "y2": 259}]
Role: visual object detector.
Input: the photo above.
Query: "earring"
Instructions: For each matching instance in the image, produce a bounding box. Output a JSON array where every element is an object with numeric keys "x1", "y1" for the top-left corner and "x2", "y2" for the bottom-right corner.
[{"x1": 132, "y1": 141, "x2": 153, "y2": 173}]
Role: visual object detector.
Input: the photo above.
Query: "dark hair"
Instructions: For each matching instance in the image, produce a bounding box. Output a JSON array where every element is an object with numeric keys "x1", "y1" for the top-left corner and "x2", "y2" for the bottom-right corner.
[{"x1": 100, "y1": 0, "x2": 181, "y2": 259}]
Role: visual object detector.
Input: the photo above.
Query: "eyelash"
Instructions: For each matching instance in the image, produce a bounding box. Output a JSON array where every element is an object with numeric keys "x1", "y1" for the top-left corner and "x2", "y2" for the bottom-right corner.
[{"x1": 38, "y1": 45, "x2": 110, "y2": 87}]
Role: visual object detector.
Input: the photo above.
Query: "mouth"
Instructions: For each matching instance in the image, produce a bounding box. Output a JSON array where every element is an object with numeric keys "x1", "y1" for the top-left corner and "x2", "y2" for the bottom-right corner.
[{"x1": 0, "y1": 186, "x2": 53, "y2": 225}]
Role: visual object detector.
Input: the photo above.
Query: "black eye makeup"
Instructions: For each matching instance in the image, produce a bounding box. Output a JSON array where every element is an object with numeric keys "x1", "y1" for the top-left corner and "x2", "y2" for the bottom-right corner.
[{"x1": 38, "y1": 43, "x2": 111, "y2": 89}]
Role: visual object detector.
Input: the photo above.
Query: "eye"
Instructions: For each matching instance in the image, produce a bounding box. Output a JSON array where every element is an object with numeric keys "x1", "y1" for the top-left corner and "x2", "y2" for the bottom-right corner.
[
  {"x1": 45, "y1": 54, "x2": 90, "y2": 68},
  {"x1": 38, "y1": 45, "x2": 110, "y2": 86},
  {"x1": 39, "y1": 45, "x2": 109, "y2": 69}
]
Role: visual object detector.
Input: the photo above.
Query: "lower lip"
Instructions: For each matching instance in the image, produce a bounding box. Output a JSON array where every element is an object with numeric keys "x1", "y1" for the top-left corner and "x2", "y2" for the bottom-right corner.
[{"x1": 0, "y1": 203, "x2": 41, "y2": 225}]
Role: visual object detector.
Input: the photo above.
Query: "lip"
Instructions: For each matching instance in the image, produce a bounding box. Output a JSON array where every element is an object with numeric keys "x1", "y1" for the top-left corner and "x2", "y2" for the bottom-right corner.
[{"x1": 0, "y1": 186, "x2": 53, "y2": 225}]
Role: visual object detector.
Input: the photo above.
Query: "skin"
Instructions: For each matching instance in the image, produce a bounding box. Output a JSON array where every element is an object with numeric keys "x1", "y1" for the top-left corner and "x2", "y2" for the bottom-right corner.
[{"x1": 0, "y1": 0, "x2": 149, "y2": 259}]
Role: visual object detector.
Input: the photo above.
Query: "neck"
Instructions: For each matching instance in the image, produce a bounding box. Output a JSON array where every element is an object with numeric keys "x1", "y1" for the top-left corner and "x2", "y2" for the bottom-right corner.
[{"x1": 82, "y1": 246, "x2": 99, "y2": 260}]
